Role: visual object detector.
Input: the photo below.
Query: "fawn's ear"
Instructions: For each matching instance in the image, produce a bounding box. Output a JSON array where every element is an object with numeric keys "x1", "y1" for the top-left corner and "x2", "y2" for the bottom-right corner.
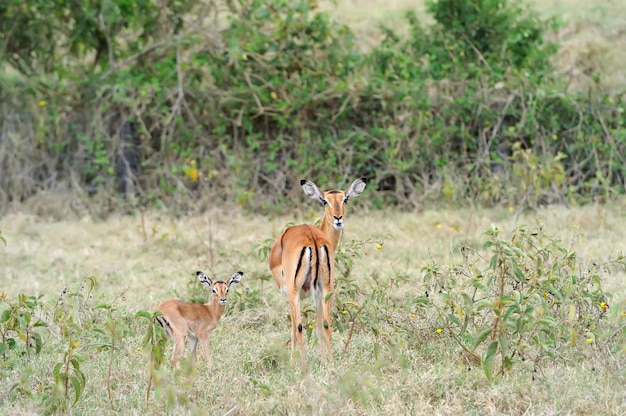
[
  {"x1": 227, "y1": 271, "x2": 243, "y2": 287},
  {"x1": 344, "y1": 177, "x2": 368, "y2": 203},
  {"x1": 196, "y1": 271, "x2": 213, "y2": 288},
  {"x1": 301, "y1": 179, "x2": 326, "y2": 206}
]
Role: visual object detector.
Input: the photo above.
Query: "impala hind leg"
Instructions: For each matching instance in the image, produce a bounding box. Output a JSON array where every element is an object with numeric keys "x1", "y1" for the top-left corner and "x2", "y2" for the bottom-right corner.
[
  {"x1": 315, "y1": 292, "x2": 334, "y2": 363},
  {"x1": 171, "y1": 333, "x2": 186, "y2": 369},
  {"x1": 288, "y1": 295, "x2": 306, "y2": 372},
  {"x1": 188, "y1": 333, "x2": 198, "y2": 367}
]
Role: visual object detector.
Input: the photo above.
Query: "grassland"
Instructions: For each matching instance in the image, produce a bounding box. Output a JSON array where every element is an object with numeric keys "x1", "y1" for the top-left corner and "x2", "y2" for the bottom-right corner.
[{"x1": 1, "y1": 198, "x2": 625, "y2": 415}]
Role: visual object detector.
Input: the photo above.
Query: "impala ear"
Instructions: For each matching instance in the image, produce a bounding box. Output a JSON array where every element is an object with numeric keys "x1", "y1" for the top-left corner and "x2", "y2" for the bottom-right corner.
[
  {"x1": 196, "y1": 271, "x2": 213, "y2": 287},
  {"x1": 227, "y1": 271, "x2": 244, "y2": 287},
  {"x1": 344, "y1": 177, "x2": 368, "y2": 203},
  {"x1": 300, "y1": 179, "x2": 326, "y2": 204}
]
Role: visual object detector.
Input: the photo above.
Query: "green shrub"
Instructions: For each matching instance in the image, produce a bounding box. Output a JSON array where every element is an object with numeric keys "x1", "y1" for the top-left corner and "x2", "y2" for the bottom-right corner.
[
  {"x1": 0, "y1": 0, "x2": 624, "y2": 215},
  {"x1": 419, "y1": 222, "x2": 617, "y2": 380}
]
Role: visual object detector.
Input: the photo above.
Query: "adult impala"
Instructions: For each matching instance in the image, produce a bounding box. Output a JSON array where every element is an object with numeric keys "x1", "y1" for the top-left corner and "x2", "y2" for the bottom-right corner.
[
  {"x1": 155, "y1": 271, "x2": 243, "y2": 369},
  {"x1": 268, "y1": 178, "x2": 367, "y2": 371}
]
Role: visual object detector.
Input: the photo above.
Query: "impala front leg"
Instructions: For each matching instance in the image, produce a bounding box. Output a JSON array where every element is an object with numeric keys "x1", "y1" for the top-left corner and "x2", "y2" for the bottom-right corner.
[{"x1": 199, "y1": 333, "x2": 213, "y2": 367}]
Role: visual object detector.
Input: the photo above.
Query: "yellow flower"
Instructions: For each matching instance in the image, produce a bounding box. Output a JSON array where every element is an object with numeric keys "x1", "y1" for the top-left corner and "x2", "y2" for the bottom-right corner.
[
  {"x1": 307, "y1": 324, "x2": 313, "y2": 330},
  {"x1": 436, "y1": 223, "x2": 442, "y2": 230},
  {"x1": 185, "y1": 168, "x2": 199, "y2": 182},
  {"x1": 600, "y1": 302, "x2": 608, "y2": 310},
  {"x1": 449, "y1": 226, "x2": 456, "y2": 233},
  {"x1": 270, "y1": 91, "x2": 277, "y2": 100},
  {"x1": 183, "y1": 160, "x2": 199, "y2": 182},
  {"x1": 508, "y1": 206, "x2": 514, "y2": 213},
  {"x1": 436, "y1": 328, "x2": 443, "y2": 334},
  {"x1": 0, "y1": 291, "x2": 6, "y2": 300},
  {"x1": 376, "y1": 243, "x2": 383, "y2": 250},
  {"x1": 242, "y1": 53, "x2": 248, "y2": 61},
  {"x1": 341, "y1": 310, "x2": 348, "y2": 315},
  {"x1": 586, "y1": 338, "x2": 594, "y2": 344},
  {"x1": 621, "y1": 311, "x2": 626, "y2": 318},
  {"x1": 38, "y1": 100, "x2": 47, "y2": 107},
  {"x1": 410, "y1": 313, "x2": 416, "y2": 319}
]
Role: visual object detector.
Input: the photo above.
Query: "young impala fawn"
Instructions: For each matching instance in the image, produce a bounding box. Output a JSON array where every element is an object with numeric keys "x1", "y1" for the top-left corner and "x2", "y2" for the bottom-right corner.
[{"x1": 155, "y1": 271, "x2": 243, "y2": 369}]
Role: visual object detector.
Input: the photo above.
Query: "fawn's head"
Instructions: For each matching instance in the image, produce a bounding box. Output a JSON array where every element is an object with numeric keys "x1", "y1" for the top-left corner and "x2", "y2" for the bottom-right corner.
[{"x1": 196, "y1": 271, "x2": 243, "y2": 305}]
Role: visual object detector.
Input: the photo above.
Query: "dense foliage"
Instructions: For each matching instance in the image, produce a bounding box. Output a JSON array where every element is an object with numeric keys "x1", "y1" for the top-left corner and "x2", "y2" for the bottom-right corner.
[{"x1": 0, "y1": 0, "x2": 624, "y2": 216}]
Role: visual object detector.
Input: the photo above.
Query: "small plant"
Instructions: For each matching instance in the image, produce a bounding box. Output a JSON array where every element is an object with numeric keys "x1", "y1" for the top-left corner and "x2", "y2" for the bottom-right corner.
[
  {"x1": 42, "y1": 277, "x2": 99, "y2": 413},
  {"x1": 0, "y1": 293, "x2": 47, "y2": 359},
  {"x1": 420, "y1": 221, "x2": 613, "y2": 381},
  {"x1": 136, "y1": 310, "x2": 168, "y2": 409}
]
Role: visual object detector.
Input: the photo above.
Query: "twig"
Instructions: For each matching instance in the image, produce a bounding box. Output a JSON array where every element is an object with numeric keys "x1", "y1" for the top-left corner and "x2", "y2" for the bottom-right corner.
[
  {"x1": 161, "y1": 43, "x2": 185, "y2": 149},
  {"x1": 243, "y1": 71, "x2": 265, "y2": 118},
  {"x1": 222, "y1": 406, "x2": 238, "y2": 416},
  {"x1": 461, "y1": 33, "x2": 493, "y2": 74},
  {"x1": 100, "y1": 40, "x2": 169, "y2": 80}
]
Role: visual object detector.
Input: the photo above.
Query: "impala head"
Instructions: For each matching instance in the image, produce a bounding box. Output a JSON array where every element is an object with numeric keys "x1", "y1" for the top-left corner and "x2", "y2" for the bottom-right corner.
[
  {"x1": 301, "y1": 177, "x2": 368, "y2": 231},
  {"x1": 196, "y1": 271, "x2": 243, "y2": 305}
]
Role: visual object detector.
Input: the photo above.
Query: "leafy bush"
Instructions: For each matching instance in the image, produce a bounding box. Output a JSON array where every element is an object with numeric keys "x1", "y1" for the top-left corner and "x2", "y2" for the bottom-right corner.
[
  {"x1": 425, "y1": 0, "x2": 557, "y2": 78},
  {"x1": 0, "y1": 0, "x2": 624, "y2": 215},
  {"x1": 419, "y1": 222, "x2": 617, "y2": 380}
]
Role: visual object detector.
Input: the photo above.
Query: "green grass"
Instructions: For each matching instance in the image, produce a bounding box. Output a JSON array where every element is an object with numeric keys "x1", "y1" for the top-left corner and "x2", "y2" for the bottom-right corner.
[{"x1": 1, "y1": 199, "x2": 625, "y2": 415}]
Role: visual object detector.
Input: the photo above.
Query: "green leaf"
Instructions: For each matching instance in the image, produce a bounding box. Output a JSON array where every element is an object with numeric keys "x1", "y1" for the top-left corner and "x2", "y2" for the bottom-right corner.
[
  {"x1": 53, "y1": 362, "x2": 63, "y2": 381},
  {"x1": 472, "y1": 327, "x2": 492, "y2": 350},
  {"x1": 70, "y1": 376, "x2": 83, "y2": 405},
  {"x1": 474, "y1": 299, "x2": 493, "y2": 311},
  {"x1": 482, "y1": 340, "x2": 498, "y2": 382},
  {"x1": 447, "y1": 313, "x2": 461, "y2": 326},
  {"x1": 0, "y1": 309, "x2": 11, "y2": 323},
  {"x1": 489, "y1": 253, "x2": 499, "y2": 271}
]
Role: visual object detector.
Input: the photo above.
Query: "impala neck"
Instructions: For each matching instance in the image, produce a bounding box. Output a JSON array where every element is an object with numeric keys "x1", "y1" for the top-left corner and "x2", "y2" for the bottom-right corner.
[
  {"x1": 208, "y1": 297, "x2": 226, "y2": 321},
  {"x1": 320, "y1": 215, "x2": 342, "y2": 250}
]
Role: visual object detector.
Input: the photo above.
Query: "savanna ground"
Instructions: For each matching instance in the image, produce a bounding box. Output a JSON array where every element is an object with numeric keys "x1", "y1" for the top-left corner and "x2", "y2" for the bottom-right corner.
[
  {"x1": 2, "y1": 0, "x2": 626, "y2": 414},
  {"x1": 1, "y1": 199, "x2": 626, "y2": 415}
]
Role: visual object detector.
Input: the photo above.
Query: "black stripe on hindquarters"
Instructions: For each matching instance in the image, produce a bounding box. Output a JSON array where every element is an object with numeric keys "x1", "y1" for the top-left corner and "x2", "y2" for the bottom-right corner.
[
  {"x1": 296, "y1": 247, "x2": 313, "y2": 292},
  {"x1": 322, "y1": 245, "x2": 331, "y2": 287},
  {"x1": 313, "y1": 240, "x2": 320, "y2": 290},
  {"x1": 154, "y1": 316, "x2": 172, "y2": 336}
]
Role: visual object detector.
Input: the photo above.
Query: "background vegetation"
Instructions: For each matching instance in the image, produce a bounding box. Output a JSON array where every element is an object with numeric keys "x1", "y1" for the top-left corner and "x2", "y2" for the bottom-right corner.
[{"x1": 1, "y1": 0, "x2": 625, "y2": 218}]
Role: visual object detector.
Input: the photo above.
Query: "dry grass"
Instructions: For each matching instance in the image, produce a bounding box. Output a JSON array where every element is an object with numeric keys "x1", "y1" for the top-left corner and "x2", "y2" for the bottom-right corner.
[{"x1": 1, "y1": 197, "x2": 625, "y2": 415}]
